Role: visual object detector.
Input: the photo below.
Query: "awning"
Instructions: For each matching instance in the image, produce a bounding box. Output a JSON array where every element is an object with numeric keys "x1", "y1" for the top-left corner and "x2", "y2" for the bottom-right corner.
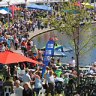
[
  {"x1": 27, "y1": 4, "x2": 52, "y2": 11},
  {"x1": 0, "y1": 9, "x2": 9, "y2": 14}
]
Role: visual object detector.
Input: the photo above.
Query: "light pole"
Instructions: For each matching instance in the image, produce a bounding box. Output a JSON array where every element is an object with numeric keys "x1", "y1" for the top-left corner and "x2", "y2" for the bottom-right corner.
[
  {"x1": 24, "y1": 0, "x2": 27, "y2": 20},
  {"x1": 94, "y1": 0, "x2": 96, "y2": 12},
  {"x1": 5, "y1": 0, "x2": 10, "y2": 28},
  {"x1": 7, "y1": 1, "x2": 10, "y2": 28}
]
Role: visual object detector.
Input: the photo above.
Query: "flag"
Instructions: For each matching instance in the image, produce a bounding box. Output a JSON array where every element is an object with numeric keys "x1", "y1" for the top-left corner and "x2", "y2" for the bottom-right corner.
[
  {"x1": 10, "y1": 5, "x2": 15, "y2": 19},
  {"x1": 42, "y1": 39, "x2": 55, "y2": 77}
]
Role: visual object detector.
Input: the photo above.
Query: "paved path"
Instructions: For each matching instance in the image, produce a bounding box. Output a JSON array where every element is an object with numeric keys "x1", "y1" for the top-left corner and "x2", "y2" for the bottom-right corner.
[
  {"x1": 28, "y1": 27, "x2": 54, "y2": 40},
  {"x1": 12, "y1": 27, "x2": 54, "y2": 54}
]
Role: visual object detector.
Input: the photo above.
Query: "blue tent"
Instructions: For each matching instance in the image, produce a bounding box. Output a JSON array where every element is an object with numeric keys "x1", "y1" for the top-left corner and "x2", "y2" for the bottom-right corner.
[
  {"x1": 54, "y1": 50, "x2": 66, "y2": 57},
  {"x1": 27, "y1": 4, "x2": 52, "y2": 11},
  {"x1": 0, "y1": 7, "x2": 10, "y2": 12},
  {"x1": 27, "y1": 4, "x2": 40, "y2": 9},
  {"x1": 38, "y1": 5, "x2": 52, "y2": 11},
  {"x1": 55, "y1": 46, "x2": 73, "y2": 52}
]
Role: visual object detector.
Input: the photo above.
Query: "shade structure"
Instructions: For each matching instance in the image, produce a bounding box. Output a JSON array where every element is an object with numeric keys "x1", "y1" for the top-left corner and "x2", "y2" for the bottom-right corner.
[
  {"x1": 0, "y1": 1, "x2": 8, "y2": 7},
  {"x1": 0, "y1": 7, "x2": 11, "y2": 12},
  {"x1": 27, "y1": 0, "x2": 47, "y2": 3},
  {"x1": 82, "y1": 2, "x2": 91, "y2": 6},
  {"x1": 0, "y1": 9, "x2": 9, "y2": 14},
  {"x1": 82, "y1": 2, "x2": 93, "y2": 8},
  {"x1": 2, "y1": 0, "x2": 25, "y2": 5},
  {"x1": 54, "y1": 50, "x2": 66, "y2": 57},
  {"x1": 27, "y1": 4, "x2": 52, "y2": 11},
  {"x1": 0, "y1": 50, "x2": 39, "y2": 65},
  {"x1": 41, "y1": 44, "x2": 72, "y2": 52},
  {"x1": 27, "y1": 0, "x2": 63, "y2": 3}
]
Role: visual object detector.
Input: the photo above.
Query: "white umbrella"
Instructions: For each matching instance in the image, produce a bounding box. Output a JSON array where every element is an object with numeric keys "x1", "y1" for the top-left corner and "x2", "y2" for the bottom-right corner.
[
  {"x1": 2, "y1": 0, "x2": 25, "y2": 5},
  {"x1": 0, "y1": 9, "x2": 9, "y2": 14},
  {"x1": 0, "y1": 1, "x2": 8, "y2": 7},
  {"x1": 27, "y1": 0, "x2": 47, "y2": 3}
]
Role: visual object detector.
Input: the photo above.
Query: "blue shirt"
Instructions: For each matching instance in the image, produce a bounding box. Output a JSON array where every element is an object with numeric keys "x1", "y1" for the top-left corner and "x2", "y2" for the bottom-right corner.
[{"x1": 34, "y1": 78, "x2": 42, "y2": 88}]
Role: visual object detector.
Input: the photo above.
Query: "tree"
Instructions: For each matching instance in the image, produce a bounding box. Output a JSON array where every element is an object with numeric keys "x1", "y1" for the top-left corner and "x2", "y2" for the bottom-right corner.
[{"x1": 48, "y1": 1, "x2": 96, "y2": 85}]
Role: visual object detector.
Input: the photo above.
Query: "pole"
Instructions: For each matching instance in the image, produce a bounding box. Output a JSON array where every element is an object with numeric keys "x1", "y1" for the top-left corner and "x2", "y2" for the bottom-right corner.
[
  {"x1": 94, "y1": 0, "x2": 96, "y2": 12},
  {"x1": 7, "y1": 1, "x2": 10, "y2": 28},
  {"x1": 24, "y1": 0, "x2": 27, "y2": 20}
]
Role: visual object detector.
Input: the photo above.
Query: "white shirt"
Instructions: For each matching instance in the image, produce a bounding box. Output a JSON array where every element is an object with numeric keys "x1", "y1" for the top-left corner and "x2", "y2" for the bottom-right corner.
[
  {"x1": 14, "y1": 86, "x2": 23, "y2": 96},
  {"x1": 22, "y1": 73, "x2": 31, "y2": 83},
  {"x1": 69, "y1": 59, "x2": 76, "y2": 67},
  {"x1": 48, "y1": 75, "x2": 55, "y2": 84}
]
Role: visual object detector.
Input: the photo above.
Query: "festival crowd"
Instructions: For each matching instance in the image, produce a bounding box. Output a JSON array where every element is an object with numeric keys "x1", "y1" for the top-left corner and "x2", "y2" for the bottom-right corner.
[{"x1": 0, "y1": 4, "x2": 96, "y2": 96}]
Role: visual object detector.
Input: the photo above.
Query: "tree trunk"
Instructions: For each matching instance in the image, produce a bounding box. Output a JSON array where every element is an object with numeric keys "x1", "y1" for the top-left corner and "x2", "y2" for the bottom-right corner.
[
  {"x1": 76, "y1": 27, "x2": 80, "y2": 86},
  {"x1": 73, "y1": 27, "x2": 80, "y2": 86}
]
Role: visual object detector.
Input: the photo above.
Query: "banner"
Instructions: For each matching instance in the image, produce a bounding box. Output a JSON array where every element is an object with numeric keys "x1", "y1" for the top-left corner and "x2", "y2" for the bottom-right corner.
[{"x1": 42, "y1": 39, "x2": 55, "y2": 77}]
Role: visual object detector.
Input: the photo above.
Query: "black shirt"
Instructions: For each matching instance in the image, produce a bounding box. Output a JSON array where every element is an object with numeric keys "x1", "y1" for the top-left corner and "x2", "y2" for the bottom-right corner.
[{"x1": 23, "y1": 88, "x2": 32, "y2": 96}]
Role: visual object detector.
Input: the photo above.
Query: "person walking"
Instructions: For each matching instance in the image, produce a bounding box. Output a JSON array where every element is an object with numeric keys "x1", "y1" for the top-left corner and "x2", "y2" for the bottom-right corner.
[
  {"x1": 22, "y1": 69, "x2": 31, "y2": 83},
  {"x1": 14, "y1": 80, "x2": 24, "y2": 96},
  {"x1": 46, "y1": 70, "x2": 55, "y2": 96},
  {"x1": 23, "y1": 82, "x2": 32, "y2": 96},
  {"x1": 33, "y1": 71, "x2": 42, "y2": 96}
]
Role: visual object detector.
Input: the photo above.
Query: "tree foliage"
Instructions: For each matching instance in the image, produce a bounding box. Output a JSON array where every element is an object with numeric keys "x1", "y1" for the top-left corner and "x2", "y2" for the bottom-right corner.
[
  {"x1": 49, "y1": 1, "x2": 96, "y2": 55},
  {"x1": 48, "y1": 0, "x2": 96, "y2": 84}
]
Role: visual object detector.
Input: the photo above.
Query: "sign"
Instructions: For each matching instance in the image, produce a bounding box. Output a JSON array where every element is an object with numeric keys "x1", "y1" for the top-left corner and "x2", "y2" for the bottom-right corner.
[{"x1": 42, "y1": 39, "x2": 55, "y2": 77}]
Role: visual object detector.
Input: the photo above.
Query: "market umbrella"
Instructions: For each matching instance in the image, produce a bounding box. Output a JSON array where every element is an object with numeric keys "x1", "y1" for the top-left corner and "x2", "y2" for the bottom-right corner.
[
  {"x1": 0, "y1": 50, "x2": 39, "y2": 65},
  {"x1": 54, "y1": 50, "x2": 66, "y2": 57},
  {"x1": 82, "y1": 2, "x2": 91, "y2": 6},
  {"x1": 82, "y1": 2, "x2": 93, "y2": 8},
  {"x1": 0, "y1": 9, "x2": 9, "y2": 14}
]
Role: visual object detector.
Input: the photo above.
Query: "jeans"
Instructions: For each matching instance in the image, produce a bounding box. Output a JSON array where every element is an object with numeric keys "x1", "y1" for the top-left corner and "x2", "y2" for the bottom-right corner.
[
  {"x1": 34, "y1": 88, "x2": 42, "y2": 96},
  {"x1": 46, "y1": 83, "x2": 55, "y2": 96}
]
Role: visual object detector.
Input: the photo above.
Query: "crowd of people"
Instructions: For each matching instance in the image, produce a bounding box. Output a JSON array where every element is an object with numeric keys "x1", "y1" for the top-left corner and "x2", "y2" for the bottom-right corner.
[
  {"x1": 0, "y1": 59, "x2": 77, "y2": 96},
  {"x1": 0, "y1": 3, "x2": 96, "y2": 96}
]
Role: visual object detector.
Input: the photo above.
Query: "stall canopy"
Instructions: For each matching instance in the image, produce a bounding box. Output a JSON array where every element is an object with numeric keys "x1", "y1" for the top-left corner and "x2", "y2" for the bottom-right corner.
[
  {"x1": 27, "y1": 0, "x2": 63, "y2": 3},
  {"x1": 27, "y1": 0, "x2": 47, "y2": 3},
  {"x1": 0, "y1": 9, "x2": 9, "y2": 14},
  {"x1": 0, "y1": 7, "x2": 10, "y2": 14},
  {"x1": 0, "y1": 1, "x2": 8, "y2": 7},
  {"x1": 0, "y1": 7, "x2": 10, "y2": 12},
  {"x1": 0, "y1": 50, "x2": 40, "y2": 65},
  {"x1": 27, "y1": 4, "x2": 52, "y2": 11},
  {"x1": 1, "y1": 0, "x2": 25, "y2": 6}
]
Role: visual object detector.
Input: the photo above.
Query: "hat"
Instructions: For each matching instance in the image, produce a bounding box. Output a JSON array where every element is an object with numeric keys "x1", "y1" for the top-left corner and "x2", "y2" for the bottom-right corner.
[{"x1": 23, "y1": 82, "x2": 31, "y2": 88}]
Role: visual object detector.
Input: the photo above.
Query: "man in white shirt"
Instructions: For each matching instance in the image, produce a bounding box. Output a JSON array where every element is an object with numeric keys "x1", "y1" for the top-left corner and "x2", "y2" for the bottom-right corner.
[
  {"x1": 22, "y1": 70, "x2": 31, "y2": 83},
  {"x1": 69, "y1": 57, "x2": 76, "y2": 70},
  {"x1": 46, "y1": 70, "x2": 55, "y2": 96},
  {"x1": 14, "y1": 80, "x2": 24, "y2": 96}
]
